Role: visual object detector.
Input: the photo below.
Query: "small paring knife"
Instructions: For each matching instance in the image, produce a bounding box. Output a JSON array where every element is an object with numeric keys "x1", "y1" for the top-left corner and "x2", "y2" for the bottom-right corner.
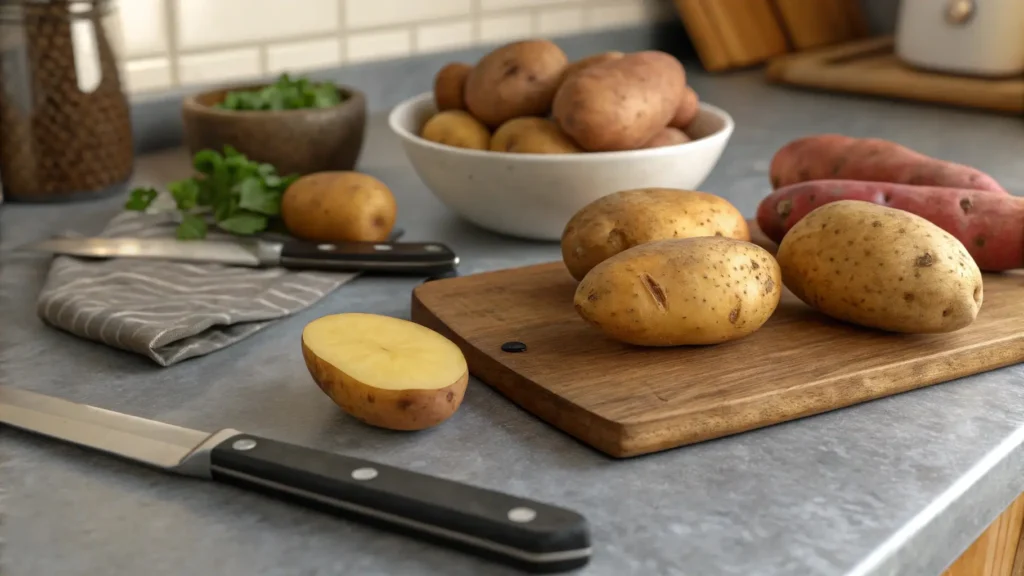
[
  {"x1": 0, "y1": 385, "x2": 591, "y2": 573},
  {"x1": 21, "y1": 236, "x2": 460, "y2": 276}
]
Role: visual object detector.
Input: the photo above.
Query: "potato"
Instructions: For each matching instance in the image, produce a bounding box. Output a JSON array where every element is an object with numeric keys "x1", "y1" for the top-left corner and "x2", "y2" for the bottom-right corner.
[
  {"x1": 465, "y1": 40, "x2": 569, "y2": 128},
  {"x1": 490, "y1": 117, "x2": 581, "y2": 154},
  {"x1": 776, "y1": 200, "x2": 983, "y2": 333},
  {"x1": 552, "y1": 51, "x2": 686, "y2": 151},
  {"x1": 560, "y1": 51, "x2": 624, "y2": 83},
  {"x1": 641, "y1": 127, "x2": 691, "y2": 149},
  {"x1": 420, "y1": 110, "x2": 490, "y2": 150},
  {"x1": 574, "y1": 238, "x2": 782, "y2": 346},
  {"x1": 561, "y1": 188, "x2": 750, "y2": 281},
  {"x1": 434, "y1": 62, "x2": 472, "y2": 111},
  {"x1": 282, "y1": 171, "x2": 397, "y2": 243},
  {"x1": 669, "y1": 86, "x2": 700, "y2": 130},
  {"x1": 302, "y1": 313, "x2": 468, "y2": 431}
]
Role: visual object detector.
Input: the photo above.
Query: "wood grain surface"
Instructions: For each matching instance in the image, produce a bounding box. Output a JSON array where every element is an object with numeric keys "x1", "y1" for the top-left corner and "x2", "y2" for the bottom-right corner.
[
  {"x1": 944, "y1": 492, "x2": 1024, "y2": 576},
  {"x1": 411, "y1": 226, "x2": 1024, "y2": 458},
  {"x1": 766, "y1": 36, "x2": 1024, "y2": 115}
]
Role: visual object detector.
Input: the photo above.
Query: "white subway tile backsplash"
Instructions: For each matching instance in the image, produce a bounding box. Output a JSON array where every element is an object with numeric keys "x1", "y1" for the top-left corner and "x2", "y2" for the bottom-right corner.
[
  {"x1": 416, "y1": 20, "x2": 475, "y2": 54},
  {"x1": 178, "y1": 48, "x2": 262, "y2": 85},
  {"x1": 116, "y1": 0, "x2": 168, "y2": 57},
  {"x1": 176, "y1": 0, "x2": 339, "y2": 50},
  {"x1": 346, "y1": 29, "x2": 413, "y2": 63},
  {"x1": 481, "y1": 0, "x2": 577, "y2": 11},
  {"x1": 345, "y1": 0, "x2": 472, "y2": 30},
  {"x1": 123, "y1": 58, "x2": 173, "y2": 93},
  {"x1": 267, "y1": 38, "x2": 342, "y2": 74},
  {"x1": 586, "y1": 1, "x2": 650, "y2": 30},
  {"x1": 537, "y1": 6, "x2": 584, "y2": 35},
  {"x1": 479, "y1": 12, "x2": 534, "y2": 43}
]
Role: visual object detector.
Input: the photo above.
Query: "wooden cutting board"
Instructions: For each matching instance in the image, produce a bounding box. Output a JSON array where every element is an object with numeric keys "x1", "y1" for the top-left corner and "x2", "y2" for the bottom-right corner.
[
  {"x1": 766, "y1": 36, "x2": 1024, "y2": 115},
  {"x1": 411, "y1": 229, "x2": 1024, "y2": 458}
]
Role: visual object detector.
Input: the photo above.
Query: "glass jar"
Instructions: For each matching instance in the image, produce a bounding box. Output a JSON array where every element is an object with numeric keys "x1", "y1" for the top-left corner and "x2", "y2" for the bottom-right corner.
[{"x1": 0, "y1": 0, "x2": 134, "y2": 203}]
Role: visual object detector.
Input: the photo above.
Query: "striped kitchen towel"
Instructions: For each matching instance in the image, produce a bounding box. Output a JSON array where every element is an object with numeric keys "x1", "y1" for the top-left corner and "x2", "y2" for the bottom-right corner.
[{"x1": 36, "y1": 210, "x2": 372, "y2": 367}]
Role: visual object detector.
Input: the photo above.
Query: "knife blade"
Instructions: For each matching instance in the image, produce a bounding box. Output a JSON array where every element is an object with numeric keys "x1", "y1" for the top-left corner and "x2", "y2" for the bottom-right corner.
[
  {"x1": 21, "y1": 236, "x2": 460, "y2": 276},
  {"x1": 0, "y1": 385, "x2": 591, "y2": 573}
]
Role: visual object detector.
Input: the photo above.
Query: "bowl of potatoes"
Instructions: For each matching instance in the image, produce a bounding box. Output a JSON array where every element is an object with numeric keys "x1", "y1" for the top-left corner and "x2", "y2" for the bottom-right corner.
[{"x1": 388, "y1": 40, "x2": 735, "y2": 241}]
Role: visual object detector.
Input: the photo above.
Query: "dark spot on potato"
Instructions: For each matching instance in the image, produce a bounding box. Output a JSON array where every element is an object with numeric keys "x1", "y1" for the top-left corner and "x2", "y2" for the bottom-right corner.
[
  {"x1": 729, "y1": 306, "x2": 740, "y2": 323},
  {"x1": 915, "y1": 252, "x2": 935, "y2": 267},
  {"x1": 777, "y1": 199, "x2": 792, "y2": 219},
  {"x1": 959, "y1": 197, "x2": 973, "y2": 214},
  {"x1": 608, "y1": 228, "x2": 627, "y2": 250},
  {"x1": 764, "y1": 277, "x2": 775, "y2": 294},
  {"x1": 526, "y1": 74, "x2": 537, "y2": 82},
  {"x1": 771, "y1": 175, "x2": 780, "y2": 188},
  {"x1": 397, "y1": 399, "x2": 414, "y2": 410},
  {"x1": 367, "y1": 394, "x2": 375, "y2": 404},
  {"x1": 641, "y1": 274, "x2": 668, "y2": 311},
  {"x1": 903, "y1": 292, "x2": 915, "y2": 303},
  {"x1": 975, "y1": 236, "x2": 986, "y2": 248},
  {"x1": 884, "y1": 193, "x2": 893, "y2": 203},
  {"x1": 751, "y1": 260, "x2": 760, "y2": 270},
  {"x1": 942, "y1": 308, "x2": 952, "y2": 317},
  {"x1": 502, "y1": 64, "x2": 520, "y2": 77},
  {"x1": 446, "y1": 390, "x2": 455, "y2": 402},
  {"x1": 587, "y1": 291, "x2": 598, "y2": 302},
  {"x1": 715, "y1": 231, "x2": 723, "y2": 236},
  {"x1": 872, "y1": 221, "x2": 881, "y2": 227},
  {"x1": 899, "y1": 228, "x2": 906, "y2": 234}
]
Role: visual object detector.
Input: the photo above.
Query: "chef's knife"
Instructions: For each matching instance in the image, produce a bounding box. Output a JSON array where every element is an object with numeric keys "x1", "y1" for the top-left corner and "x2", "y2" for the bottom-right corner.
[
  {"x1": 0, "y1": 385, "x2": 591, "y2": 573},
  {"x1": 20, "y1": 236, "x2": 459, "y2": 276}
]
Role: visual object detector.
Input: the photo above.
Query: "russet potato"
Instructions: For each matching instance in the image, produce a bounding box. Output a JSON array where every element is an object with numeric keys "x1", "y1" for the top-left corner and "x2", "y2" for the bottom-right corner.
[
  {"x1": 464, "y1": 40, "x2": 568, "y2": 128},
  {"x1": 302, "y1": 313, "x2": 469, "y2": 431},
  {"x1": 433, "y1": 62, "x2": 472, "y2": 111},
  {"x1": 574, "y1": 237, "x2": 782, "y2": 346},
  {"x1": 561, "y1": 188, "x2": 750, "y2": 281},
  {"x1": 777, "y1": 200, "x2": 983, "y2": 333},
  {"x1": 282, "y1": 171, "x2": 396, "y2": 243}
]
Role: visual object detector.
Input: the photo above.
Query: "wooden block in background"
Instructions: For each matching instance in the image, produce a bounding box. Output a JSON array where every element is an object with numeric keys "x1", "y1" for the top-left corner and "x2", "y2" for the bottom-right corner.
[
  {"x1": 773, "y1": 0, "x2": 870, "y2": 50},
  {"x1": 673, "y1": 0, "x2": 790, "y2": 72}
]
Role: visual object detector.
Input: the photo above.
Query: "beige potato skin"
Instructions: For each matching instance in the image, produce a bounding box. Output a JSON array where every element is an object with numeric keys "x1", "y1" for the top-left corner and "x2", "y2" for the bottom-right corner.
[
  {"x1": 465, "y1": 40, "x2": 569, "y2": 128},
  {"x1": 560, "y1": 51, "x2": 624, "y2": 83},
  {"x1": 561, "y1": 188, "x2": 751, "y2": 281},
  {"x1": 574, "y1": 237, "x2": 782, "y2": 346},
  {"x1": 282, "y1": 171, "x2": 397, "y2": 243},
  {"x1": 434, "y1": 62, "x2": 472, "y2": 111},
  {"x1": 777, "y1": 200, "x2": 983, "y2": 333},
  {"x1": 641, "y1": 127, "x2": 691, "y2": 149},
  {"x1": 490, "y1": 117, "x2": 581, "y2": 154},
  {"x1": 420, "y1": 110, "x2": 491, "y2": 150},
  {"x1": 552, "y1": 51, "x2": 686, "y2": 151},
  {"x1": 302, "y1": 341, "x2": 468, "y2": 431},
  {"x1": 669, "y1": 86, "x2": 700, "y2": 130}
]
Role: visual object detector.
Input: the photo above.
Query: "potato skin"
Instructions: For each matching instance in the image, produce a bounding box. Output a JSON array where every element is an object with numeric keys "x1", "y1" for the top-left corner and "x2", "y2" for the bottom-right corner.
[
  {"x1": 574, "y1": 237, "x2": 782, "y2": 346},
  {"x1": 490, "y1": 117, "x2": 581, "y2": 154},
  {"x1": 641, "y1": 127, "x2": 691, "y2": 149},
  {"x1": 465, "y1": 40, "x2": 569, "y2": 128},
  {"x1": 669, "y1": 86, "x2": 700, "y2": 130},
  {"x1": 560, "y1": 51, "x2": 624, "y2": 83},
  {"x1": 561, "y1": 188, "x2": 751, "y2": 281},
  {"x1": 420, "y1": 110, "x2": 490, "y2": 150},
  {"x1": 777, "y1": 200, "x2": 983, "y2": 333},
  {"x1": 434, "y1": 62, "x2": 472, "y2": 111},
  {"x1": 302, "y1": 341, "x2": 468, "y2": 431},
  {"x1": 552, "y1": 51, "x2": 686, "y2": 151},
  {"x1": 282, "y1": 171, "x2": 397, "y2": 243}
]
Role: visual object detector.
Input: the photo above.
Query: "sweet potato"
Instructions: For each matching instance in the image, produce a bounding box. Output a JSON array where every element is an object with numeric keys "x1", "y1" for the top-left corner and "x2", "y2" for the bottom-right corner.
[
  {"x1": 756, "y1": 179, "x2": 1024, "y2": 271},
  {"x1": 770, "y1": 134, "x2": 1007, "y2": 194}
]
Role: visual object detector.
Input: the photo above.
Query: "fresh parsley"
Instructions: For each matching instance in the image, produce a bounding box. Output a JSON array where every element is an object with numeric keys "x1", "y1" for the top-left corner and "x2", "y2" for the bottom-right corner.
[
  {"x1": 124, "y1": 146, "x2": 297, "y2": 240},
  {"x1": 215, "y1": 73, "x2": 346, "y2": 111}
]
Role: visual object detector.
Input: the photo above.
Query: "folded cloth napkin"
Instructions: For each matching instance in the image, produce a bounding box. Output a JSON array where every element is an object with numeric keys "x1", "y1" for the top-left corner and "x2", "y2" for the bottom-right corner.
[{"x1": 36, "y1": 210, "x2": 372, "y2": 366}]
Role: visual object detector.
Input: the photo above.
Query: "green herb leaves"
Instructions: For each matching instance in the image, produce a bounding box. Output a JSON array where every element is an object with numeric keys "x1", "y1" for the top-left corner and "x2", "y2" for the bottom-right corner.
[
  {"x1": 214, "y1": 73, "x2": 346, "y2": 111},
  {"x1": 124, "y1": 146, "x2": 296, "y2": 240}
]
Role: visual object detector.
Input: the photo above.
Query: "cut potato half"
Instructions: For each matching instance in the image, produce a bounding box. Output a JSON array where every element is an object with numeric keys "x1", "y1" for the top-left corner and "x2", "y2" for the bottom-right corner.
[{"x1": 301, "y1": 313, "x2": 469, "y2": 431}]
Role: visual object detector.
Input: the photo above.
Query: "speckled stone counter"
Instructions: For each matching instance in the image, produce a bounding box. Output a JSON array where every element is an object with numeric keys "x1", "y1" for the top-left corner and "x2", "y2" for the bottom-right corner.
[{"x1": 2, "y1": 67, "x2": 1024, "y2": 576}]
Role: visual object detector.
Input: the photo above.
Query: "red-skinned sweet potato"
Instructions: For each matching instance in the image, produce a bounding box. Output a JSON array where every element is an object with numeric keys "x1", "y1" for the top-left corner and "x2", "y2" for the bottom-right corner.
[
  {"x1": 756, "y1": 180, "x2": 1024, "y2": 271},
  {"x1": 770, "y1": 134, "x2": 1007, "y2": 194}
]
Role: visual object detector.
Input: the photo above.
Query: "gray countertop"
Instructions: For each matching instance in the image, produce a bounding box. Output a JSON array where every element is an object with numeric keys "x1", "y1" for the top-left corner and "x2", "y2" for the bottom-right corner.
[{"x1": 3, "y1": 69, "x2": 1024, "y2": 576}]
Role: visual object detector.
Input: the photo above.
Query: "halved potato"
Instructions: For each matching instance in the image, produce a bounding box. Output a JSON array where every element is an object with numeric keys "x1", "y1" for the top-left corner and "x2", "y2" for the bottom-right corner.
[{"x1": 301, "y1": 313, "x2": 468, "y2": 431}]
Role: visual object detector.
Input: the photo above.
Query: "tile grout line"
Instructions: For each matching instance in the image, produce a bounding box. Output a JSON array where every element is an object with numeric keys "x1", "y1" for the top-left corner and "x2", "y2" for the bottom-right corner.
[
  {"x1": 337, "y1": 0, "x2": 347, "y2": 64},
  {"x1": 162, "y1": 0, "x2": 181, "y2": 87}
]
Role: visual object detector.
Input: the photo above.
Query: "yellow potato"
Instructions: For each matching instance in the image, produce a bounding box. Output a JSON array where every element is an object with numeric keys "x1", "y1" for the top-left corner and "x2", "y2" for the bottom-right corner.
[
  {"x1": 574, "y1": 237, "x2": 782, "y2": 346},
  {"x1": 490, "y1": 117, "x2": 581, "y2": 154},
  {"x1": 420, "y1": 110, "x2": 490, "y2": 150},
  {"x1": 552, "y1": 51, "x2": 686, "y2": 151},
  {"x1": 464, "y1": 40, "x2": 569, "y2": 128},
  {"x1": 302, "y1": 313, "x2": 468, "y2": 431},
  {"x1": 281, "y1": 171, "x2": 397, "y2": 243},
  {"x1": 434, "y1": 62, "x2": 472, "y2": 111},
  {"x1": 561, "y1": 188, "x2": 750, "y2": 281},
  {"x1": 777, "y1": 200, "x2": 983, "y2": 333},
  {"x1": 641, "y1": 127, "x2": 691, "y2": 149}
]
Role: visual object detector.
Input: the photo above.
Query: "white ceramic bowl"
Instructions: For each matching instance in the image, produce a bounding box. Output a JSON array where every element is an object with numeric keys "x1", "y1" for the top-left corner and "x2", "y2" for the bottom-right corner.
[{"x1": 388, "y1": 91, "x2": 735, "y2": 241}]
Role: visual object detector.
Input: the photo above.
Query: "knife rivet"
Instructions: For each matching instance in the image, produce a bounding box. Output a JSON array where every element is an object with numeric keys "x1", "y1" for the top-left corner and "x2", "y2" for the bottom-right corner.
[
  {"x1": 424, "y1": 245, "x2": 443, "y2": 252},
  {"x1": 351, "y1": 467, "x2": 378, "y2": 481},
  {"x1": 507, "y1": 507, "x2": 537, "y2": 523},
  {"x1": 373, "y1": 244, "x2": 393, "y2": 251},
  {"x1": 232, "y1": 439, "x2": 257, "y2": 451},
  {"x1": 317, "y1": 244, "x2": 336, "y2": 251}
]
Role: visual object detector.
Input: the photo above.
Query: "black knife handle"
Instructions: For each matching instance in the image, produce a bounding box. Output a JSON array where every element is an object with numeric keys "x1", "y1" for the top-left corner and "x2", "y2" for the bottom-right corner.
[
  {"x1": 279, "y1": 239, "x2": 459, "y2": 276},
  {"x1": 209, "y1": 434, "x2": 591, "y2": 573}
]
